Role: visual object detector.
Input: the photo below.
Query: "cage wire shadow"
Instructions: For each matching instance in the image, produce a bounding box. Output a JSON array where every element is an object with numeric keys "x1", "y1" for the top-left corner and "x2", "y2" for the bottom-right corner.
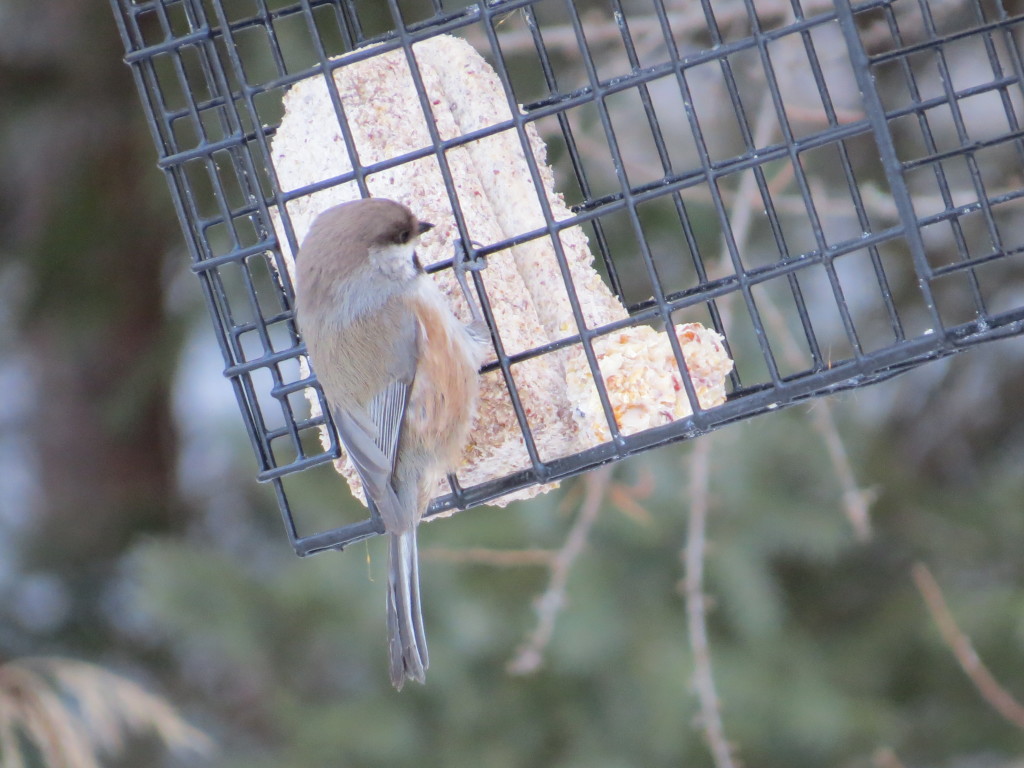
[{"x1": 111, "y1": 0, "x2": 1024, "y2": 555}]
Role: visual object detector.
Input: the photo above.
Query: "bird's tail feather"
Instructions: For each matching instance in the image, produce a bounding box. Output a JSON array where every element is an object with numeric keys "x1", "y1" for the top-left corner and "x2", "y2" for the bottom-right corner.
[{"x1": 386, "y1": 529, "x2": 428, "y2": 690}]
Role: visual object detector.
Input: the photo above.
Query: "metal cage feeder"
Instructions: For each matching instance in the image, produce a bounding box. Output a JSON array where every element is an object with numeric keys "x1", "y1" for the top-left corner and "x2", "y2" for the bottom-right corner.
[{"x1": 110, "y1": 0, "x2": 1024, "y2": 554}]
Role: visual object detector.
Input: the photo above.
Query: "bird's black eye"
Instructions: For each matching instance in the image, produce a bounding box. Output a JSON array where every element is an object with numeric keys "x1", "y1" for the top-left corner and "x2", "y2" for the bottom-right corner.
[{"x1": 396, "y1": 229, "x2": 411, "y2": 245}]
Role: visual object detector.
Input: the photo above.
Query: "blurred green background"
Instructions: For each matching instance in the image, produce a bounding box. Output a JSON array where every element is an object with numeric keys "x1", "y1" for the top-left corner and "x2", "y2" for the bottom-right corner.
[{"x1": 2, "y1": 1, "x2": 1023, "y2": 766}]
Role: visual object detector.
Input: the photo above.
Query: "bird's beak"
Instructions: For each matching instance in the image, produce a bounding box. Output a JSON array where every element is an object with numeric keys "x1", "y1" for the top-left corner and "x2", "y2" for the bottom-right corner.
[{"x1": 417, "y1": 221, "x2": 435, "y2": 235}]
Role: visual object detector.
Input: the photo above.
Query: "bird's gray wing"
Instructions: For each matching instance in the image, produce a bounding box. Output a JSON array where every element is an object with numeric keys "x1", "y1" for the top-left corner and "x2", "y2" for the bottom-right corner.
[{"x1": 330, "y1": 312, "x2": 418, "y2": 533}]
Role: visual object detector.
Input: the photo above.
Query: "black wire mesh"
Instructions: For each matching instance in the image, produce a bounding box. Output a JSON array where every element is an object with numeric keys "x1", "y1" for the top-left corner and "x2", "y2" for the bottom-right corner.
[{"x1": 110, "y1": 0, "x2": 1024, "y2": 555}]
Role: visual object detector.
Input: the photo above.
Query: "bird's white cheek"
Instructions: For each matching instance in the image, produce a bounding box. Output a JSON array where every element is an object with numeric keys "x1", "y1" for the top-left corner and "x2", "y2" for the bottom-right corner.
[{"x1": 371, "y1": 242, "x2": 419, "y2": 281}]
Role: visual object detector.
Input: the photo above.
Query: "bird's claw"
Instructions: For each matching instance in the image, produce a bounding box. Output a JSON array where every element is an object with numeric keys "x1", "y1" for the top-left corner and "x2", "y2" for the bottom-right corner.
[{"x1": 453, "y1": 239, "x2": 488, "y2": 326}]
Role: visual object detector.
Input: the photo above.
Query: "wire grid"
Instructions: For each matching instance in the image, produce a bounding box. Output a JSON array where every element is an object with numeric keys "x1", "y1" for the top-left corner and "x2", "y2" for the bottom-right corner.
[{"x1": 111, "y1": 0, "x2": 1024, "y2": 554}]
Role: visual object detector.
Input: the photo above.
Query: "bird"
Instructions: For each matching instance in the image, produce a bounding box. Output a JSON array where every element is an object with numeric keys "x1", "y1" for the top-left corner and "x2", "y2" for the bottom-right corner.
[{"x1": 294, "y1": 198, "x2": 488, "y2": 689}]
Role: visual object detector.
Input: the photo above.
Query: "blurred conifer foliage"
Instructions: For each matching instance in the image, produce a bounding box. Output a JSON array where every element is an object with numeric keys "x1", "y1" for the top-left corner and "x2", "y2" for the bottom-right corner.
[
  {"x1": 1, "y1": 0, "x2": 184, "y2": 642},
  {"x1": 0, "y1": 1, "x2": 1022, "y2": 767}
]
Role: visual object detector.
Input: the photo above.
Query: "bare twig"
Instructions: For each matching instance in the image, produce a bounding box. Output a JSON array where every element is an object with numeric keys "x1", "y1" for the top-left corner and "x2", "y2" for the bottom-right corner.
[
  {"x1": 425, "y1": 547, "x2": 555, "y2": 567},
  {"x1": 470, "y1": 1, "x2": 843, "y2": 57},
  {"x1": 872, "y1": 747, "x2": 908, "y2": 768},
  {"x1": 912, "y1": 562, "x2": 1024, "y2": 729},
  {"x1": 807, "y1": 402, "x2": 876, "y2": 539},
  {"x1": 671, "y1": 89, "x2": 774, "y2": 768},
  {"x1": 758, "y1": 295, "x2": 877, "y2": 540},
  {"x1": 508, "y1": 465, "x2": 614, "y2": 674},
  {"x1": 608, "y1": 467, "x2": 656, "y2": 525},
  {"x1": 469, "y1": 8, "x2": 705, "y2": 55},
  {"x1": 682, "y1": 437, "x2": 738, "y2": 768},
  {"x1": 608, "y1": 484, "x2": 653, "y2": 525},
  {"x1": 712, "y1": 89, "x2": 780, "y2": 286},
  {"x1": 725, "y1": 72, "x2": 877, "y2": 540}
]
